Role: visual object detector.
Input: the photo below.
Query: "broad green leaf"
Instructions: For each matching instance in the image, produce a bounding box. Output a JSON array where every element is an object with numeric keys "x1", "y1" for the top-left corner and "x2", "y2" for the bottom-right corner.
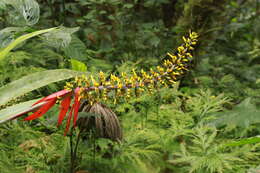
[
  {"x1": 19, "y1": 0, "x2": 40, "y2": 25},
  {"x1": 0, "y1": 27, "x2": 57, "y2": 60},
  {"x1": 63, "y1": 36, "x2": 87, "y2": 60},
  {"x1": 1, "y1": 0, "x2": 40, "y2": 26},
  {"x1": 70, "y1": 59, "x2": 87, "y2": 72},
  {"x1": 0, "y1": 69, "x2": 85, "y2": 106},
  {"x1": 212, "y1": 98, "x2": 260, "y2": 128},
  {"x1": 0, "y1": 99, "x2": 44, "y2": 123},
  {"x1": 224, "y1": 136, "x2": 260, "y2": 147},
  {"x1": 43, "y1": 27, "x2": 79, "y2": 49}
]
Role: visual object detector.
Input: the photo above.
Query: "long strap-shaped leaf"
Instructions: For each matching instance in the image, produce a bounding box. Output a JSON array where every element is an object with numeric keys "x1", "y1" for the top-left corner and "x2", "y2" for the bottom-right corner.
[
  {"x1": 0, "y1": 99, "x2": 45, "y2": 123},
  {"x1": 0, "y1": 27, "x2": 57, "y2": 60},
  {"x1": 0, "y1": 69, "x2": 86, "y2": 106}
]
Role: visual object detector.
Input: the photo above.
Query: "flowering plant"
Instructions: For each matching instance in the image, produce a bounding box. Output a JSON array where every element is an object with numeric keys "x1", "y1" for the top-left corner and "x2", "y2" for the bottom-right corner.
[{"x1": 15, "y1": 31, "x2": 199, "y2": 135}]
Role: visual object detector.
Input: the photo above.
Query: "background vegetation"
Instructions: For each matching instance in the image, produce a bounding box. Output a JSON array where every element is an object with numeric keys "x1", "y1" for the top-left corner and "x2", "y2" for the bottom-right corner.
[{"x1": 0, "y1": 0, "x2": 260, "y2": 173}]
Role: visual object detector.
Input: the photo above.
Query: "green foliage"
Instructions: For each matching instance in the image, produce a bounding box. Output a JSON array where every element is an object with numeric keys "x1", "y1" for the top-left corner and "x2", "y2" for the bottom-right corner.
[
  {"x1": 212, "y1": 98, "x2": 260, "y2": 129},
  {"x1": 64, "y1": 36, "x2": 88, "y2": 61},
  {"x1": 248, "y1": 165, "x2": 260, "y2": 173},
  {"x1": 0, "y1": 98, "x2": 41, "y2": 123},
  {"x1": 225, "y1": 136, "x2": 260, "y2": 147},
  {"x1": 0, "y1": 0, "x2": 260, "y2": 173},
  {"x1": 1, "y1": 88, "x2": 260, "y2": 173},
  {"x1": 0, "y1": 28, "x2": 57, "y2": 60},
  {"x1": 184, "y1": 90, "x2": 230, "y2": 124},
  {"x1": 188, "y1": 0, "x2": 260, "y2": 105},
  {"x1": 169, "y1": 126, "x2": 243, "y2": 173},
  {"x1": 1, "y1": 0, "x2": 40, "y2": 26},
  {"x1": 0, "y1": 69, "x2": 84, "y2": 106},
  {"x1": 0, "y1": 122, "x2": 70, "y2": 173},
  {"x1": 168, "y1": 125, "x2": 260, "y2": 173},
  {"x1": 70, "y1": 59, "x2": 87, "y2": 72}
]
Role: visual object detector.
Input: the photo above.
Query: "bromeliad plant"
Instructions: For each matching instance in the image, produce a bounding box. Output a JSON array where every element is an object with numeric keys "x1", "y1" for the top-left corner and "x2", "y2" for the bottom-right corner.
[{"x1": 12, "y1": 31, "x2": 199, "y2": 136}]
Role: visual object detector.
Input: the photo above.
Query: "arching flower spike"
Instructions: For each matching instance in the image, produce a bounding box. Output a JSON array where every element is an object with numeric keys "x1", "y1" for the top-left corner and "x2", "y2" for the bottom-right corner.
[{"x1": 17, "y1": 31, "x2": 198, "y2": 136}]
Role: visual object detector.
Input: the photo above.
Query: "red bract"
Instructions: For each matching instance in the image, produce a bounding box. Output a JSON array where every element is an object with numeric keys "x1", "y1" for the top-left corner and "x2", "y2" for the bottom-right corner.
[
  {"x1": 33, "y1": 89, "x2": 71, "y2": 106},
  {"x1": 65, "y1": 104, "x2": 74, "y2": 135},
  {"x1": 57, "y1": 93, "x2": 72, "y2": 126},
  {"x1": 73, "y1": 87, "x2": 80, "y2": 127},
  {"x1": 24, "y1": 99, "x2": 57, "y2": 120},
  {"x1": 24, "y1": 89, "x2": 72, "y2": 121},
  {"x1": 64, "y1": 88, "x2": 81, "y2": 135},
  {"x1": 24, "y1": 88, "x2": 82, "y2": 136}
]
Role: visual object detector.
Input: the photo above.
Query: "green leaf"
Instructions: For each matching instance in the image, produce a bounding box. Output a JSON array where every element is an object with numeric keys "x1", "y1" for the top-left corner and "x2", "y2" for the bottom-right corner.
[
  {"x1": 2, "y1": 0, "x2": 40, "y2": 26},
  {"x1": 224, "y1": 136, "x2": 260, "y2": 147},
  {"x1": 43, "y1": 27, "x2": 79, "y2": 49},
  {"x1": 123, "y1": 4, "x2": 134, "y2": 9},
  {"x1": 0, "y1": 99, "x2": 44, "y2": 123},
  {"x1": 70, "y1": 59, "x2": 87, "y2": 72},
  {"x1": 212, "y1": 98, "x2": 260, "y2": 128},
  {"x1": 63, "y1": 36, "x2": 87, "y2": 60},
  {"x1": 0, "y1": 69, "x2": 85, "y2": 106},
  {"x1": 0, "y1": 27, "x2": 57, "y2": 60},
  {"x1": 150, "y1": 36, "x2": 160, "y2": 47}
]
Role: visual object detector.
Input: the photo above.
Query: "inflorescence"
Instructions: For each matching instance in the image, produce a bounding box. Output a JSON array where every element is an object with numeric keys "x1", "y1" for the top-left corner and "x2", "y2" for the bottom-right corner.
[
  {"x1": 20, "y1": 31, "x2": 198, "y2": 135},
  {"x1": 65, "y1": 31, "x2": 199, "y2": 105}
]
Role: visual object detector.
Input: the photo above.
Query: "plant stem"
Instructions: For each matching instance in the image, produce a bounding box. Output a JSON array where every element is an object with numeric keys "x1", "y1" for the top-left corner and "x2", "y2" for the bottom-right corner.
[
  {"x1": 145, "y1": 106, "x2": 148, "y2": 128},
  {"x1": 69, "y1": 128, "x2": 82, "y2": 173},
  {"x1": 62, "y1": 0, "x2": 66, "y2": 25},
  {"x1": 47, "y1": 0, "x2": 55, "y2": 25},
  {"x1": 156, "y1": 91, "x2": 161, "y2": 127},
  {"x1": 92, "y1": 130, "x2": 96, "y2": 171},
  {"x1": 69, "y1": 132, "x2": 74, "y2": 173},
  {"x1": 73, "y1": 129, "x2": 82, "y2": 170}
]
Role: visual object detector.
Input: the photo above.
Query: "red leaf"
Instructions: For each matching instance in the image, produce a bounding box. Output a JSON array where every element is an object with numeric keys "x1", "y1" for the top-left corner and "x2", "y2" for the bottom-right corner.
[
  {"x1": 33, "y1": 89, "x2": 71, "y2": 106},
  {"x1": 73, "y1": 88, "x2": 81, "y2": 127},
  {"x1": 24, "y1": 99, "x2": 56, "y2": 121},
  {"x1": 57, "y1": 94, "x2": 72, "y2": 126}
]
